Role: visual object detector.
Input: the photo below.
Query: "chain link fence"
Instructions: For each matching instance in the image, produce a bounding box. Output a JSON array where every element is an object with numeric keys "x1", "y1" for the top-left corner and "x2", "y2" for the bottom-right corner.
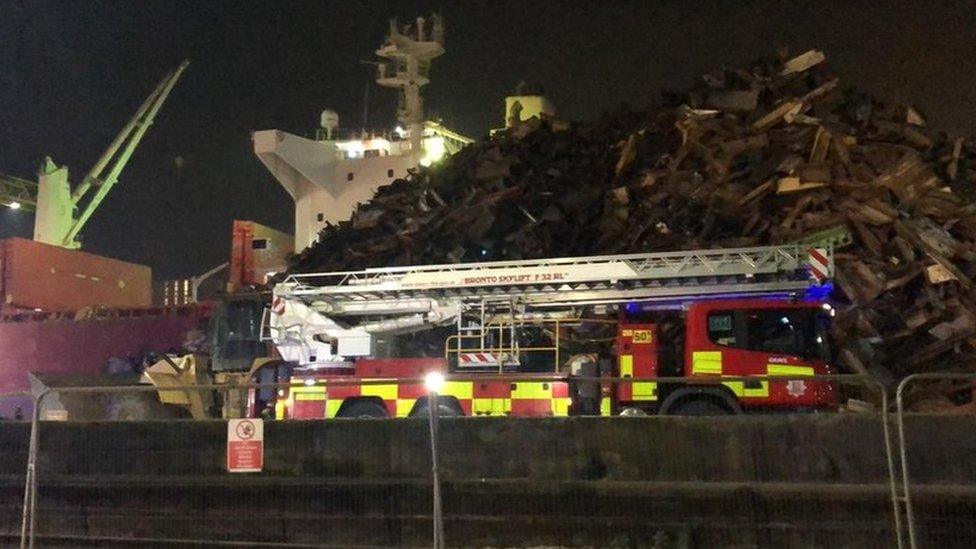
[{"x1": 7, "y1": 373, "x2": 971, "y2": 548}]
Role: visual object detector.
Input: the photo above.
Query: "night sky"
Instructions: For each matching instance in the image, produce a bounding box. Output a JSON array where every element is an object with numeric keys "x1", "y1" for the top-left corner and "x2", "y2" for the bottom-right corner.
[{"x1": 1, "y1": 0, "x2": 974, "y2": 279}]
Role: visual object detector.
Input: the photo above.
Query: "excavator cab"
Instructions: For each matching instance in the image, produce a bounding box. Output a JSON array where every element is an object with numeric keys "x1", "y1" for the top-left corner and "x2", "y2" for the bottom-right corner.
[{"x1": 210, "y1": 294, "x2": 268, "y2": 373}]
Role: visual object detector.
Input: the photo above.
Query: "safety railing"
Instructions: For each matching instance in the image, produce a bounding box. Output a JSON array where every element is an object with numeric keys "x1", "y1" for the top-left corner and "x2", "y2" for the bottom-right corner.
[
  {"x1": 445, "y1": 317, "x2": 617, "y2": 373},
  {"x1": 11, "y1": 373, "x2": 909, "y2": 549},
  {"x1": 895, "y1": 373, "x2": 976, "y2": 549}
]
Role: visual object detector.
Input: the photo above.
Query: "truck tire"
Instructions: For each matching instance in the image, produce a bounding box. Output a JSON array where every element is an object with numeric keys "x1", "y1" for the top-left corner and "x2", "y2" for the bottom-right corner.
[
  {"x1": 338, "y1": 400, "x2": 389, "y2": 418},
  {"x1": 410, "y1": 399, "x2": 463, "y2": 418},
  {"x1": 659, "y1": 387, "x2": 741, "y2": 416},
  {"x1": 666, "y1": 397, "x2": 731, "y2": 416}
]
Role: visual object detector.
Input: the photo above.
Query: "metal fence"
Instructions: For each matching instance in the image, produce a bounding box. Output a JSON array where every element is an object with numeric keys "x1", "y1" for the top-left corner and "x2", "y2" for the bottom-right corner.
[
  {"x1": 17, "y1": 380, "x2": 428, "y2": 549},
  {"x1": 3, "y1": 373, "x2": 974, "y2": 548},
  {"x1": 894, "y1": 373, "x2": 976, "y2": 549}
]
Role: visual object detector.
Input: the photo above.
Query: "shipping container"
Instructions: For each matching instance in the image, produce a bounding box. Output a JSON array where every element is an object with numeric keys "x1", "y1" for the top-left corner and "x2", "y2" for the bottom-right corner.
[{"x1": 0, "y1": 237, "x2": 152, "y2": 312}]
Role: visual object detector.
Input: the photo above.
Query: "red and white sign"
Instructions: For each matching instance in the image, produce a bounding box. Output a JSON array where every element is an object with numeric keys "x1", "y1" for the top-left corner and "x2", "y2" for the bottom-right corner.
[
  {"x1": 457, "y1": 352, "x2": 520, "y2": 367},
  {"x1": 227, "y1": 418, "x2": 263, "y2": 473},
  {"x1": 807, "y1": 248, "x2": 831, "y2": 284}
]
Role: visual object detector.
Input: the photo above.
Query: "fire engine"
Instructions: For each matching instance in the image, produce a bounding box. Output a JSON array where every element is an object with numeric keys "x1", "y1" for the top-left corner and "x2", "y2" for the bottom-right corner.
[{"x1": 258, "y1": 242, "x2": 838, "y2": 418}]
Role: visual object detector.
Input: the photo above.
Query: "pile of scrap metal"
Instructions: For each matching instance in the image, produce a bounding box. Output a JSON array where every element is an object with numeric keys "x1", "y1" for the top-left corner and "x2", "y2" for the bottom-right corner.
[{"x1": 290, "y1": 49, "x2": 976, "y2": 411}]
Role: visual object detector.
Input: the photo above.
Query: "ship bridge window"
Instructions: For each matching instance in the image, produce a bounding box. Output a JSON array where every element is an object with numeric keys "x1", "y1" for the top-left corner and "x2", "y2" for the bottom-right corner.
[
  {"x1": 364, "y1": 149, "x2": 381, "y2": 158},
  {"x1": 387, "y1": 169, "x2": 394, "y2": 177},
  {"x1": 251, "y1": 239, "x2": 268, "y2": 250},
  {"x1": 347, "y1": 172, "x2": 354, "y2": 181}
]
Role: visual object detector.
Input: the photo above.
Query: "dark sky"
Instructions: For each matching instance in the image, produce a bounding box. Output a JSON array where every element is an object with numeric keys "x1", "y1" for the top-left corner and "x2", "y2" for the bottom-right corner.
[{"x1": 1, "y1": 0, "x2": 974, "y2": 278}]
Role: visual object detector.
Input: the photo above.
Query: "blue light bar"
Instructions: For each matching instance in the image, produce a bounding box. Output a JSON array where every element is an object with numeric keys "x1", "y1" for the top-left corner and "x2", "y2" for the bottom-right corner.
[{"x1": 804, "y1": 281, "x2": 834, "y2": 301}]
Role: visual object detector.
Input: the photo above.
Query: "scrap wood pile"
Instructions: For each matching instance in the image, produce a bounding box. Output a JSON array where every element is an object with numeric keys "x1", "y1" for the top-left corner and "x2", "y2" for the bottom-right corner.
[{"x1": 291, "y1": 49, "x2": 976, "y2": 410}]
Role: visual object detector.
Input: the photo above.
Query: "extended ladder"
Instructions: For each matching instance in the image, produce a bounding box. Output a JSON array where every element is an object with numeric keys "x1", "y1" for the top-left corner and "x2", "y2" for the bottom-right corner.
[{"x1": 277, "y1": 244, "x2": 833, "y2": 315}]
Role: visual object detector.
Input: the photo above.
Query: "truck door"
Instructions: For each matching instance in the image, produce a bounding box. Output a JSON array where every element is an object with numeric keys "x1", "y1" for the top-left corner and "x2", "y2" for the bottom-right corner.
[{"x1": 689, "y1": 304, "x2": 834, "y2": 410}]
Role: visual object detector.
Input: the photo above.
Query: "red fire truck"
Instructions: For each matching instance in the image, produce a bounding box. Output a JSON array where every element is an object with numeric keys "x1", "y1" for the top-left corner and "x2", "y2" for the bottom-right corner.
[{"x1": 257, "y1": 243, "x2": 837, "y2": 418}]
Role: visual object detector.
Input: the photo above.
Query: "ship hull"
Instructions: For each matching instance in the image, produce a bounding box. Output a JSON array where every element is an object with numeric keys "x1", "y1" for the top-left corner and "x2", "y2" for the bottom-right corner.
[{"x1": 0, "y1": 307, "x2": 205, "y2": 418}]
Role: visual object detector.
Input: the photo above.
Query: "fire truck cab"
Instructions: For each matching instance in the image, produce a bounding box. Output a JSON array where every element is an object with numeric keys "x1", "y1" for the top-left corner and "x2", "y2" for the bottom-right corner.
[{"x1": 611, "y1": 299, "x2": 834, "y2": 417}]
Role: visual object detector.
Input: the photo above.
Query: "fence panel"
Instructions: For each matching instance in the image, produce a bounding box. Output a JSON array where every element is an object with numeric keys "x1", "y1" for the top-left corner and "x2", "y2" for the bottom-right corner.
[
  {"x1": 896, "y1": 373, "x2": 976, "y2": 549},
  {"x1": 19, "y1": 375, "x2": 903, "y2": 548},
  {"x1": 0, "y1": 392, "x2": 32, "y2": 548},
  {"x1": 433, "y1": 374, "x2": 901, "y2": 548},
  {"x1": 21, "y1": 382, "x2": 433, "y2": 549}
]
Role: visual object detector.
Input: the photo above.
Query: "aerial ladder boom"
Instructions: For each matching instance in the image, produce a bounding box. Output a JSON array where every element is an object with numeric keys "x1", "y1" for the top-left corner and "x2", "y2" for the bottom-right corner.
[{"x1": 269, "y1": 243, "x2": 836, "y2": 365}]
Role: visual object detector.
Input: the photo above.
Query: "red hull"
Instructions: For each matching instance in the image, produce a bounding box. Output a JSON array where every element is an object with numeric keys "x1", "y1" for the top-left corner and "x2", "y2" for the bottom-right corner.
[
  {"x1": 1, "y1": 237, "x2": 152, "y2": 312},
  {"x1": 0, "y1": 307, "x2": 206, "y2": 417}
]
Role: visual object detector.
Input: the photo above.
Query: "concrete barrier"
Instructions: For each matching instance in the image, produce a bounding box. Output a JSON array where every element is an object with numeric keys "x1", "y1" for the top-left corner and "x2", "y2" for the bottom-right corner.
[{"x1": 0, "y1": 414, "x2": 973, "y2": 547}]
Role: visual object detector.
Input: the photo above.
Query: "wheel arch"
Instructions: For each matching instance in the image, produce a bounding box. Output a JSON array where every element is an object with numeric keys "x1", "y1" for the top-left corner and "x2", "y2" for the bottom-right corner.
[
  {"x1": 335, "y1": 396, "x2": 389, "y2": 418},
  {"x1": 408, "y1": 395, "x2": 465, "y2": 417},
  {"x1": 658, "y1": 386, "x2": 742, "y2": 415}
]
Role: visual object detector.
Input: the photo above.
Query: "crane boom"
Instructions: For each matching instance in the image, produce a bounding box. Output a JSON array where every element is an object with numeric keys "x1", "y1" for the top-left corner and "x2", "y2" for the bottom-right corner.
[
  {"x1": 2, "y1": 61, "x2": 189, "y2": 248},
  {"x1": 63, "y1": 60, "x2": 189, "y2": 247},
  {"x1": 69, "y1": 66, "x2": 176, "y2": 205}
]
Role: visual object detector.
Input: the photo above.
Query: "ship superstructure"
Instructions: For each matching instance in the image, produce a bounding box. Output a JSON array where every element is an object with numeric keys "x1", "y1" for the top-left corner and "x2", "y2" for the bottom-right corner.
[{"x1": 254, "y1": 15, "x2": 471, "y2": 252}]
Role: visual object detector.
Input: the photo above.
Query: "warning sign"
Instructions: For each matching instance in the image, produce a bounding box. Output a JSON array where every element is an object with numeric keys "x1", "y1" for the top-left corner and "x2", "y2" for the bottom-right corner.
[{"x1": 227, "y1": 418, "x2": 263, "y2": 473}]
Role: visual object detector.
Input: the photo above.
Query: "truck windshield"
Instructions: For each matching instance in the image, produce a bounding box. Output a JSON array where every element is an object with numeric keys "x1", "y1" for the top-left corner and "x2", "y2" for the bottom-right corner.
[{"x1": 707, "y1": 308, "x2": 830, "y2": 360}]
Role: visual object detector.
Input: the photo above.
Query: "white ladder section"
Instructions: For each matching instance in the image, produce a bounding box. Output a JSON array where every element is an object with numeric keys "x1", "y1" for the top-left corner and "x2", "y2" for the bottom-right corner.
[{"x1": 277, "y1": 244, "x2": 833, "y2": 314}]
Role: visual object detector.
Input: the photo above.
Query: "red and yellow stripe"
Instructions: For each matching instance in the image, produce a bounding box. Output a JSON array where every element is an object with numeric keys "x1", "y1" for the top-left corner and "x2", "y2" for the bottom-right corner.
[{"x1": 283, "y1": 377, "x2": 572, "y2": 419}]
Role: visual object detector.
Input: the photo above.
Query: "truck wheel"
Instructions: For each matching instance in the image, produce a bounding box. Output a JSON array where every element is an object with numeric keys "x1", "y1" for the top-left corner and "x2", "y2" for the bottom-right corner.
[
  {"x1": 667, "y1": 398, "x2": 730, "y2": 416},
  {"x1": 339, "y1": 400, "x2": 389, "y2": 418},
  {"x1": 410, "y1": 402, "x2": 463, "y2": 418}
]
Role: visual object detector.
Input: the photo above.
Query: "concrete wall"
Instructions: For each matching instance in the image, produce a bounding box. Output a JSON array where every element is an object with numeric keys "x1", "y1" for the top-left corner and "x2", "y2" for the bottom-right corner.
[{"x1": 0, "y1": 415, "x2": 973, "y2": 547}]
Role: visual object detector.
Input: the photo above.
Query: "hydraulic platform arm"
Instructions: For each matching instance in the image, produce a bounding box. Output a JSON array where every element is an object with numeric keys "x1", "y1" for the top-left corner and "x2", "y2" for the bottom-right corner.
[
  {"x1": 280, "y1": 243, "x2": 833, "y2": 306},
  {"x1": 267, "y1": 244, "x2": 836, "y2": 365}
]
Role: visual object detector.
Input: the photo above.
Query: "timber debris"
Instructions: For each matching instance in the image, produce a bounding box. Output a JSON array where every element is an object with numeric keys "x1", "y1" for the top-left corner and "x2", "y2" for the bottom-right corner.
[{"x1": 289, "y1": 49, "x2": 976, "y2": 410}]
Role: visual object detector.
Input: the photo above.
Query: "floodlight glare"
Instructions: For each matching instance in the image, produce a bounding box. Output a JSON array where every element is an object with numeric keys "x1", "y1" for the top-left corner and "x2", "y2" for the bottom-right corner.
[{"x1": 424, "y1": 371, "x2": 445, "y2": 393}]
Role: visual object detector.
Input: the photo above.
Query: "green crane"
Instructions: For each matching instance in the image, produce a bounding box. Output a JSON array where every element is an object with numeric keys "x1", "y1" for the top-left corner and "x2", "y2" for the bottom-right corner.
[
  {"x1": 0, "y1": 60, "x2": 188, "y2": 249},
  {"x1": 0, "y1": 173, "x2": 37, "y2": 211}
]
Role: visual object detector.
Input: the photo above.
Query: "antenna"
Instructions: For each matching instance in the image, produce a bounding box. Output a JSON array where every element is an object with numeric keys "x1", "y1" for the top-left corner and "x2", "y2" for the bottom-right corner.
[
  {"x1": 374, "y1": 14, "x2": 445, "y2": 161},
  {"x1": 362, "y1": 77, "x2": 370, "y2": 130}
]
